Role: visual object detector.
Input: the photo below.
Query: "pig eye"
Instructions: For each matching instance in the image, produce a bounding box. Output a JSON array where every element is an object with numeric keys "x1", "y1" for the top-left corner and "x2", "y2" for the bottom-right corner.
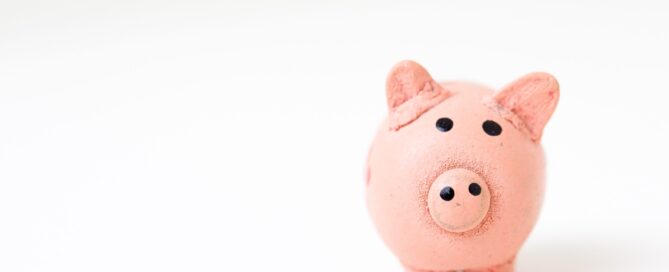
[
  {"x1": 435, "y1": 118, "x2": 453, "y2": 132},
  {"x1": 482, "y1": 120, "x2": 502, "y2": 136}
]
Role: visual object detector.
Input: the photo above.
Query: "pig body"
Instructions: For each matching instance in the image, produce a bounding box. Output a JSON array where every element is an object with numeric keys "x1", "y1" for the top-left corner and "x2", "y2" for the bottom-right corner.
[{"x1": 366, "y1": 61, "x2": 559, "y2": 272}]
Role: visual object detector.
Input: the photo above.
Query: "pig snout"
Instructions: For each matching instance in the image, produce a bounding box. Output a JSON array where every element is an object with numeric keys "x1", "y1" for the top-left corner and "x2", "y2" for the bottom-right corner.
[{"x1": 427, "y1": 168, "x2": 491, "y2": 233}]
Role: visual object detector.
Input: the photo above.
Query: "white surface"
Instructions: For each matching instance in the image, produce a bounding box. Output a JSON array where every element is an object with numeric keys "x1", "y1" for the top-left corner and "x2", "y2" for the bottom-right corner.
[{"x1": 1, "y1": 1, "x2": 668, "y2": 271}]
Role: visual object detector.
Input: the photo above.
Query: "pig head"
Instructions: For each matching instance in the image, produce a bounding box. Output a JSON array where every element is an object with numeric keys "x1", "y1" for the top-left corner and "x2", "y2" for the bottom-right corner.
[{"x1": 366, "y1": 60, "x2": 559, "y2": 271}]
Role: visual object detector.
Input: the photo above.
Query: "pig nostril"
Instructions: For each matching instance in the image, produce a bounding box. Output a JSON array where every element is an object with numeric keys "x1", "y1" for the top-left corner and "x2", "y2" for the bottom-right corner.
[
  {"x1": 468, "y1": 183, "x2": 481, "y2": 196},
  {"x1": 440, "y1": 186, "x2": 455, "y2": 201}
]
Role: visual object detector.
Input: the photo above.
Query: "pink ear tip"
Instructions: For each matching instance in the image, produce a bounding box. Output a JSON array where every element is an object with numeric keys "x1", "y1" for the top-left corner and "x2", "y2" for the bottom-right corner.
[
  {"x1": 522, "y1": 72, "x2": 560, "y2": 103},
  {"x1": 392, "y1": 59, "x2": 422, "y2": 69},
  {"x1": 539, "y1": 72, "x2": 560, "y2": 99},
  {"x1": 528, "y1": 72, "x2": 559, "y2": 89},
  {"x1": 386, "y1": 60, "x2": 429, "y2": 82},
  {"x1": 385, "y1": 60, "x2": 434, "y2": 108}
]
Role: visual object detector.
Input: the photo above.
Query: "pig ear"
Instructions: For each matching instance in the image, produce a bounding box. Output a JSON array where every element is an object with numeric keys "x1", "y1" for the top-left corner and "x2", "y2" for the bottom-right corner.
[
  {"x1": 493, "y1": 72, "x2": 559, "y2": 141},
  {"x1": 385, "y1": 60, "x2": 450, "y2": 130}
]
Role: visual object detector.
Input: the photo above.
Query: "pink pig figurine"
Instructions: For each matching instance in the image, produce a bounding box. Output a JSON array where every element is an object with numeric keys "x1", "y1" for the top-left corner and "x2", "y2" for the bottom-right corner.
[{"x1": 366, "y1": 60, "x2": 559, "y2": 272}]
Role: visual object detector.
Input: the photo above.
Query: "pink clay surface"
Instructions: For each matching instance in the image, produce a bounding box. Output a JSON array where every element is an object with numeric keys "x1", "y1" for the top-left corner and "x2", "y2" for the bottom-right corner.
[{"x1": 366, "y1": 60, "x2": 559, "y2": 272}]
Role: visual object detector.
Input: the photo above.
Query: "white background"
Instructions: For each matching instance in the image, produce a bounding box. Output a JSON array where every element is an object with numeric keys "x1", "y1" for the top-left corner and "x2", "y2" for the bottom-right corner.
[{"x1": 1, "y1": 0, "x2": 668, "y2": 271}]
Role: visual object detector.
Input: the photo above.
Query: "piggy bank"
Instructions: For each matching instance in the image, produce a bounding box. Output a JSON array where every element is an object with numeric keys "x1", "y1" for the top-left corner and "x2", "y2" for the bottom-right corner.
[{"x1": 366, "y1": 60, "x2": 559, "y2": 272}]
